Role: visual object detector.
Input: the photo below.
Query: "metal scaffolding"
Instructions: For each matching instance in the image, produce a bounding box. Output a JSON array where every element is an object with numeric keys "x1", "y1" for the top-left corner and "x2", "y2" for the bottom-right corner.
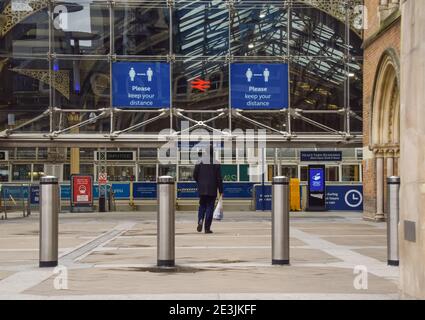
[{"x1": 0, "y1": 0, "x2": 364, "y2": 148}]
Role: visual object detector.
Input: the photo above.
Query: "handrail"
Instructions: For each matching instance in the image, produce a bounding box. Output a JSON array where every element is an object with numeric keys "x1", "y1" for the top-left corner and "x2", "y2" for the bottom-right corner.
[{"x1": 0, "y1": 183, "x2": 32, "y2": 220}]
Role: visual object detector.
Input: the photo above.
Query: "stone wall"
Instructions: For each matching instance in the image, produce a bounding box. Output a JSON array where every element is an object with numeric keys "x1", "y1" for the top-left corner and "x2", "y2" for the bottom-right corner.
[
  {"x1": 399, "y1": 0, "x2": 425, "y2": 300},
  {"x1": 363, "y1": 0, "x2": 401, "y2": 220}
]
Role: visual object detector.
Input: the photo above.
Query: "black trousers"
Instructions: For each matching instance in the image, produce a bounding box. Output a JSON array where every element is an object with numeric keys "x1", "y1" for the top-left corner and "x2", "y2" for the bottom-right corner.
[{"x1": 198, "y1": 195, "x2": 216, "y2": 231}]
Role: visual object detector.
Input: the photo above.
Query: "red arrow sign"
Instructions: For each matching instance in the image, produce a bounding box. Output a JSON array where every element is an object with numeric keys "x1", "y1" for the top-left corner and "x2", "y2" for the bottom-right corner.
[{"x1": 191, "y1": 78, "x2": 211, "y2": 92}]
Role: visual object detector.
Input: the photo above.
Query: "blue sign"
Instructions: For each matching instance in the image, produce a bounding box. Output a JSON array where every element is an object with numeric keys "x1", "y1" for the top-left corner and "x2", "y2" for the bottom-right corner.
[
  {"x1": 223, "y1": 183, "x2": 254, "y2": 199},
  {"x1": 133, "y1": 183, "x2": 157, "y2": 199},
  {"x1": 254, "y1": 185, "x2": 272, "y2": 211},
  {"x1": 326, "y1": 185, "x2": 363, "y2": 211},
  {"x1": 301, "y1": 151, "x2": 342, "y2": 162},
  {"x1": 30, "y1": 186, "x2": 40, "y2": 205},
  {"x1": 112, "y1": 62, "x2": 171, "y2": 108},
  {"x1": 230, "y1": 63, "x2": 289, "y2": 110},
  {"x1": 177, "y1": 183, "x2": 199, "y2": 199},
  {"x1": 60, "y1": 185, "x2": 71, "y2": 200},
  {"x1": 177, "y1": 182, "x2": 255, "y2": 199},
  {"x1": 1, "y1": 186, "x2": 28, "y2": 199},
  {"x1": 309, "y1": 168, "x2": 325, "y2": 192},
  {"x1": 111, "y1": 183, "x2": 130, "y2": 199}
]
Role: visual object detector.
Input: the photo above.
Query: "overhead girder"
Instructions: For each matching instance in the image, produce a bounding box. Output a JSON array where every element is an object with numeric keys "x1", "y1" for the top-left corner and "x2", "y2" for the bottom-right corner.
[
  {"x1": 0, "y1": 1, "x2": 363, "y2": 40},
  {"x1": 0, "y1": 0, "x2": 363, "y2": 144}
]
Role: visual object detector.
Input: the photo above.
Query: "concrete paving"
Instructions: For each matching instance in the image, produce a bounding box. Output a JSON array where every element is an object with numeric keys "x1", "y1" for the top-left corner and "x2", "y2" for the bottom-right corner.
[{"x1": 0, "y1": 210, "x2": 400, "y2": 300}]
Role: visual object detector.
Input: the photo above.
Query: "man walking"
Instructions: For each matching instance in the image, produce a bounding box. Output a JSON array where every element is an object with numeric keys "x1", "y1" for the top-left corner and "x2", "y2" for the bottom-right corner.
[{"x1": 193, "y1": 148, "x2": 223, "y2": 234}]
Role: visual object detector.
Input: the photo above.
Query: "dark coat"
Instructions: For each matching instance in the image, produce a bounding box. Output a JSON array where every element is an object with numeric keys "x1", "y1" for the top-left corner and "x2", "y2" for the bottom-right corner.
[{"x1": 193, "y1": 162, "x2": 223, "y2": 197}]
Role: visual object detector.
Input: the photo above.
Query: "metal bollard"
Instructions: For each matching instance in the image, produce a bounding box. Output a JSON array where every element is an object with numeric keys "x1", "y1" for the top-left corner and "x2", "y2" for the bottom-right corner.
[
  {"x1": 39, "y1": 176, "x2": 59, "y2": 268},
  {"x1": 99, "y1": 194, "x2": 106, "y2": 212},
  {"x1": 27, "y1": 184, "x2": 32, "y2": 216},
  {"x1": 157, "y1": 176, "x2": 175, "y2": 267},
  {"x1": 387, "y1": 176, "x2": 400, "y2": 266},
  {"x1": 1, "y1": 185, "x2": 6, "y2": 220},
  {"x1": 272, "y1": 176, "x2": 290, "y2": 265},
  {"x1": 21, "y1": 184, "x2": 26, "y2": 217}
]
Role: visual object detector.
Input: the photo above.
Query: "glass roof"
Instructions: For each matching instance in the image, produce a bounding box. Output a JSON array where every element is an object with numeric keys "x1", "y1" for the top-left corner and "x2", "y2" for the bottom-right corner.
[{"x1": 174, "y1": 0, "x2": 362, "y2": 87}]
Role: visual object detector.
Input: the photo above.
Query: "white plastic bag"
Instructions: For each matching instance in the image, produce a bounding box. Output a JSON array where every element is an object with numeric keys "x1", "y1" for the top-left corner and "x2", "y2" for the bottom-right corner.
[{"x1": 213, "y1": 195, "x2": 223, "y2": 220}]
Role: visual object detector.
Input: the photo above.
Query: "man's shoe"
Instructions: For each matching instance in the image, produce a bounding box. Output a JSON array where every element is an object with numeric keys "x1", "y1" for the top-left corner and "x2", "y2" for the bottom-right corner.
[
  {"x1": 205, "y1": 230, "x2": 213, "y2": 234},
  {"x1": 197, "y1": 224, "x2": 202, "y2": 232}
]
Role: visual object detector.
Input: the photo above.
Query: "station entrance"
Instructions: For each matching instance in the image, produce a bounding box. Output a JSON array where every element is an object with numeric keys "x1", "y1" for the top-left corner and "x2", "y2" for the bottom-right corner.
[{"x1": 0, "y1": 0, "x2": 364, "y2": 215}]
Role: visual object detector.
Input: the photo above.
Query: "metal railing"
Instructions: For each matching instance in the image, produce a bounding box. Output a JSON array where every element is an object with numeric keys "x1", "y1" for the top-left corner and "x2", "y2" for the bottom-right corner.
[
  {"x1": 0, "y1": 183, "x2": 32, "y2": 220},
  {"x1": 108, "y1": 187, "x2": 116, "y2": 212}
]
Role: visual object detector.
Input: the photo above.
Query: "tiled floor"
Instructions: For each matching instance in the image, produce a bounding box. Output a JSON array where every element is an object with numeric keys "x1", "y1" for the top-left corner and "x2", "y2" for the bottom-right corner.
[{"x1": 0, "y1": 211, "x2": 400, "y2": 299}]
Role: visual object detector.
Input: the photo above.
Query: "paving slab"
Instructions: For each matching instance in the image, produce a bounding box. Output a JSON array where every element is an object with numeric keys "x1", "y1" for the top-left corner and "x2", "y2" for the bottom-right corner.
[
  {"x1": 24, "y1": 265, "x2": 397, "y2": 296},
  {"x1": 322, "y1": 236, "x2": 387, "y2": 247},
  {"x1": 0, "y1": 210, "x2": 400, "y2": 299}
]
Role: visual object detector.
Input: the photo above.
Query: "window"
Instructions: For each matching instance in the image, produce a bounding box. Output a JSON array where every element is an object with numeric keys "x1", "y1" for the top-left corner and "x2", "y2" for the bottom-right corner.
[
  {"x1": 0, "y1": 7, "x2": 48, "y2": 55},
  {"x1": 269, "y1": 165, "x2": 298, "y2": 181},
  {"x1": 281, "y1": 165, "x2": 298, "y2": 179},
  {"x1": 53, "y1": 3, "x2": 110, "y2": 55},
  {"x1": 326, "y1": 166, "x2": 340, "y2": 182},
  {"x1": 179, "y1": 166, "x2": 194, "y2": 182},
  {"x1": 139, "y1": 165, "x2": 157, "y2": 182},
  {"x1": 80, "y1": 149, "x2": 95, "y2": 161},
  {"x1": 0, "y1": 1, "x2": 363, "y2": 136},
  {"x1": 64, "y1": 164, "x2": 94, "y2": 181},
  {"x1": 301, "y1": 166, "x2": 340, "y2": 182},
  {"x1": 221, "y1": 165, "x2": 237, "y2": 182},
  {"x1": 159, "y1": 165, "x2": 177, "y2": 179},
  {"x1": 173, "y1": 1, "x2": 228, "y2": 56},
  {"x1": 0, "y1": 165, "x2": 9, "y2": 182},
  {"x1": 12, "y1": 164, "x2": 31, "y2": 181},
  {"x1": 356, "y1": 148, "x2": 363, "y2": 160},
  {"x1": 280, "y1": 149, "x2": 297, "y2": 159},
  {"x1": 32, "y1": 164, "x2": 45, "y2": 181},
  {"x1": 63, "y1": 164, "x2": 70, "y2": 181},
  {"x1": 140, "y1": 148, "x2": 158, "y2": 160},
  {"x1": 17, "y1": 148, "x2": 36, "y2": 160},
  {"x1": 300, "y1": 166, "x2": 308, "y2": 182},
  {"x1": 37, "y1": 148, "x2": 48, "y2": 160},
  {"x1": 81, "y1": 164, "x2": 94, "y2": 176},
  {"x1": 267, "y1": 165, "x2": 274, "y2": 182},
  {"x1": 248, "y1": 164, "x2": 263, "y2": 183},
  {"x1": 239, "y1": 164, "x2": 249, "y2": 182},
  {"x1": 107, "y1": 166, "x2": 134, "y2": 182},
  {"x1": 342, "y1": 165, "x2": 361, "y2": 182},
  {"x1": 231, "y1": 4, "x2": 288, "y2": 57},
  {"x1": 115, "y1": 5, "x2": 170, "y2": 56}
]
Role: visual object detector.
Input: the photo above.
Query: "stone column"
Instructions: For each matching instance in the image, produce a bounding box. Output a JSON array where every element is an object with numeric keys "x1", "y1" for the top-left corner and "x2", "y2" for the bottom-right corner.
[
  {"x1": 375, "y1": 153, "x2": 385, "y2": 221},
  {"x1": 394, "y1": 156, "x2": 399, "y2": 176},
  {"x1": 386, "y1": 151, "x2": 394, "y2": 177}
]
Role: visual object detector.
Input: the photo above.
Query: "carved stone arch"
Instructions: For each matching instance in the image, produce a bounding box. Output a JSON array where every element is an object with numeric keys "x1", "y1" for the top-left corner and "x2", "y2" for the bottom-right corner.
[{"x1": 370, "y1": 49, "x2": 400, "y2": 147}]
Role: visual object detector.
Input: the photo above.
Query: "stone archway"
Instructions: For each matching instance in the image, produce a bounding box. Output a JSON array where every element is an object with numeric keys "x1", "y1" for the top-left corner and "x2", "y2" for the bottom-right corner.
[{"x1": 370, "y1": 51, "x2": 400, "y2": 221}]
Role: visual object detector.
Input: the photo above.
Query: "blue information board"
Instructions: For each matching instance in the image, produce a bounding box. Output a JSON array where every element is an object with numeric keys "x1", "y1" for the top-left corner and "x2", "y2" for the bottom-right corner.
[
  {"x1": 12, "y1": 182, "x2": 362, "y2": 212},
  {"x1": 133, "y1": 183, "x2": 157, "y2": 199},
  {"x1": 177, "y1": 183, "x2": 199, "y2": 199},
  {"x1": 254, "y1": 185, "x2": 272, "y2": 211},
  {"x1": 2, "y1": 186, "x2": 28, "y2": 199},
  {"x1": 110, "y1": 184, "x2": 130, "y2": 199},
  {"x1": 177, "y1": 182, "x2": 255, "y2": 199},
  {"x1": 230, "y1": 63, "x2": 289, "y2": 110},
  {"x1": 30, "y1": 186, "x2": 40, "y2": 205},
  {"x1": 301, "y1": 151, "x2": 342, "y2": 162},
  {"x1": 309, "y1": 168, "x2": 325, "y2": 192},
  {"x1": 326, "y1": 185, "x2": 363, "y2": 211},
  {"x1": 60, "y1": 185, "x2": 71, "y2": 200},
  {"x1": 223, "y1": 183, "x2": 254, "y2": 199},
  {"x1": 112, "y1": 62, "x2": 171, "y2": 108}
]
